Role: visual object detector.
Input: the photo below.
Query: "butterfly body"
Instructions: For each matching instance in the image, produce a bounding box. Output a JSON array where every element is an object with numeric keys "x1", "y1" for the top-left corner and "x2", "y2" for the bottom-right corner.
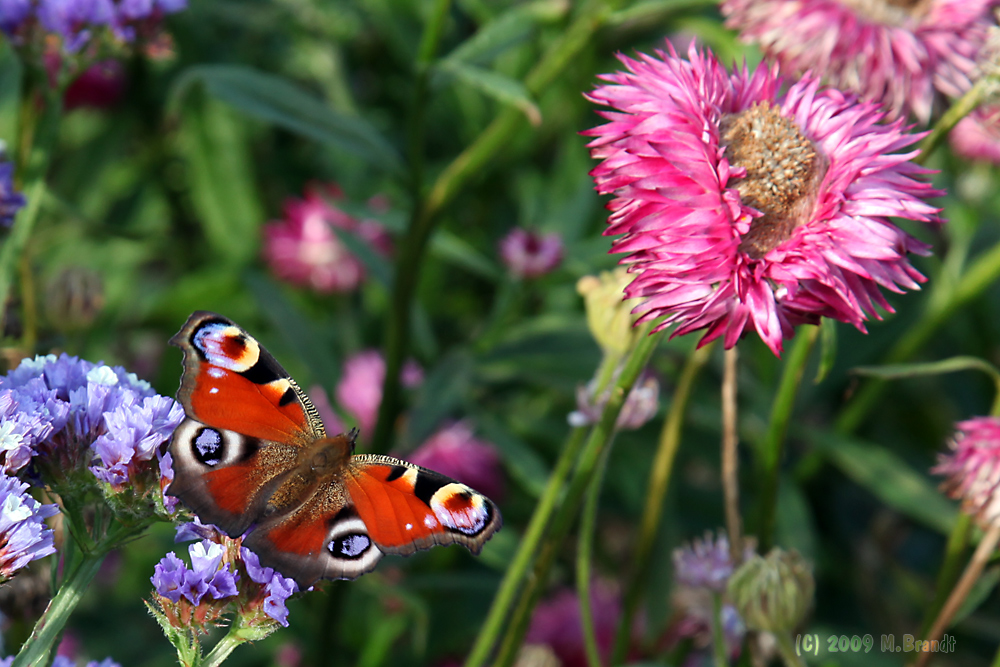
[{"x1": 167, "y1": 311, "x2": 501, "y2": 587}]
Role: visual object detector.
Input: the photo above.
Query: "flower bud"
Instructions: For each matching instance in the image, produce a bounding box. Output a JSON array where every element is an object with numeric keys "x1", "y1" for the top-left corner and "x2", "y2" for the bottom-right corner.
[
  {"x1": 44, "y1": 267, "x2": 105, "y2": 332},
  {"x1": 577, "y1": 268, "x2": 641, "y2": 357},
  {"x1": 727, "y1": 548, "x2": 814, "y2": 634}
]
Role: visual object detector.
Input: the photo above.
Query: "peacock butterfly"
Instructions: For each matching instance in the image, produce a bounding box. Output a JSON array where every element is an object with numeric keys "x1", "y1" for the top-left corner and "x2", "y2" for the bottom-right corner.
[{"x1": 166, "y1": 311, "x2": 502, "y2": 588}]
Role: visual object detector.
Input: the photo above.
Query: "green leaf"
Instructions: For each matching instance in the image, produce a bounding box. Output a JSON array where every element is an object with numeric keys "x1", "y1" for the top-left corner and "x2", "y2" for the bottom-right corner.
[
  {"x1": 332, "y1": 227, "x2": 394, "y2": 288},
  {"x1": 403, "y1": 352, "x2": 474, "y2": 448},
  {"x1": 430, "y1": 230, "x2": 502, "y2": 281},
  {"x1": 474, "y1": 413, "x2": 550, "y2": 498},
  {"x1": 852, "y1": 356, "x2": 1000, "y2": 384},
  {"x1": 178, "y1": 98, "x2": 263, "y2": 265},
  {"x1": 955, "y1": 565, "x2": 1000, "y2": 624},
  {"x1": 171, "y1": 65, "x2": 401, "y2": 173},
  {"x1": 0, "y1": 43, "x2": 22, "y2": 157},
  {"x1": 436, "y1": 61, "x2": 541, "y2": 126},
  {"x1": 476, "y1": 316, "x2": 599, "y2": 388},
  {"x1": 441, "y1": 0, "x2": 568, "y2": 66},
  {"x1": 809, "y1": 430, "x2": 957, "y2": 534},
  {"x1": 814, "y1": 317, "x2": 837, "y2": 384}
]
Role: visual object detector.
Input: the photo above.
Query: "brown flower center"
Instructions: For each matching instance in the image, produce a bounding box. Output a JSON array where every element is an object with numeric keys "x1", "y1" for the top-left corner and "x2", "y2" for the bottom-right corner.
[
  {"x1": 839, "y1": 0, "x2": 929, "y2": 26},
  {"x1": 721, "y1": 102, "x2": 827, "y2": 259}
]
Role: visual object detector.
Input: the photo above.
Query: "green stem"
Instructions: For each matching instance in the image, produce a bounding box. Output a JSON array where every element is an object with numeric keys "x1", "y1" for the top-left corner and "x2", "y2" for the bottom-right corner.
[
  {"x1": 488, "y1": 325, "x2": 662, "y2": 667},
  {"x1": 12, "y1": 552, "x2": 105, "y2": 667},
  {"x1": 836, "y1": 236, "x2": 1000, "y2": 434},
  {"x1": 991, "y1": 642, "x2": 1000, "y2": 667},
  {"x1": 918, "y1": 513, "x2": 972, "y2": 639},
  {"x1": 774, "y1": 631, "x2": 806, "y2": 667},
  {"x1": 915, "y1": 76, "x2": 991, "y2": 165},
  {"x1": 371, "y1": 0, "x2": 623, "y2": 453},
  {"x1": 721, "y1": 347, "x2": 742, "y2": 560},
  {"x1": 611, "y1": 342, "x2": 713, "y2": 665},
  {"x1": 577, "y1": 445, "x2": 612, "y2": 667},
  {"x1": 202, "y1": 624, "x2": 246, "y2": 667},
  {"x1": 757, "y1": 325, "x2": 819, "y2": 551},
  {"x1": 710, "y1": 593, "x2": 728, "y2": 667}
]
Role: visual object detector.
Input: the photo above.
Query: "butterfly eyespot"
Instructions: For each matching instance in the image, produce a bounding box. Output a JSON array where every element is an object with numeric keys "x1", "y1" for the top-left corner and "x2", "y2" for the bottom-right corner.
[
  {"x1": 429, "y1": 483, "x2": 491, "y2": 536},
  {"x1": 328, "y1": 533, "x2": 371, "y2": 559},
  {"x1": 193, "y1": 428, "x2": 225, "y2": 466}
]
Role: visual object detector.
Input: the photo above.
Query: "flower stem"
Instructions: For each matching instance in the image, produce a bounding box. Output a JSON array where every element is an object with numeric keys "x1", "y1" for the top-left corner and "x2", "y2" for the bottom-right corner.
[
  {"x1": 487, "y1": 325, "x2": 662, "y2": 667},
  {"x1": 577, "y1": 445, "x2": 613, "y2": 667},
  {"x1": 916, "y1": 76, "x2": 991, "y2": 164},
  {"x1": 757, "y1": 325, "x2": 819, "y2": 551},
  {"x1": 722, "y1": 347, "x2": 742, "y2": 561},
  {"x1": 918, "y1": 513, "x2": 972, "y2": 639},
  {"x1": 912, "y1": 522, "x2": 1000, "y2": 667},
  {"x1": 710, "y1": 593, "x2": 728, "y2": 667},
  {"x1": 12, "y1": 551, "x2": 105, "y2": 667},
  {"x1": 774, "y1": 630, "x2": 807, "y2": 667},
  {"x1": 202, "y1": 623, "x2": 247, "y2": 667},
  {"x1": 611, "y1": 342, "x2": 713, "y2": 665},
  {"x1": 371, "y1": 0, "x2": 623, "y2": 453}
]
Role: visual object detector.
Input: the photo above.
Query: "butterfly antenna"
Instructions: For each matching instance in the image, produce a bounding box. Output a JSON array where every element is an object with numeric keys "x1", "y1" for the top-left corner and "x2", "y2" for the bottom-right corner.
[{"x1": 347, "y1": 427, "x2": 360, "y2": 453}]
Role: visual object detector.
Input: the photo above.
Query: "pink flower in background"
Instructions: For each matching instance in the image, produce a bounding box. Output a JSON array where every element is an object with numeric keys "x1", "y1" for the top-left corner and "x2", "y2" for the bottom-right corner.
[
  {"x1": 721, "y1": 0, "x2": 997, "y2": 123},
  {"x1": 405, "y1": 422, "x2": 504, "y2": 500},
  {"x1": 335, "y1": 350, "x2": 422, "y2": 437},
  {"x1": 526, "y1": 580, "x2": 623, "y2": 667},
  {"x1": 308, "y1": 384, "x2": 345, "y2": 436},
  {"x1": 950, "y1": 106, "x2": 1000, "y2": 164},
  {"x1": 569, "y1": 371, "x2": 659, "y2": 431},
  {"x1": 586, "y1": 44, "x2": 942, "y2": 355},
  {"x1": 65, "y1": 60, "x2": 126, "y2": 110},
  {"x1": 262, "y1": 184, "x2": 392, "y2": 293},
  {"x1": 499, "y1": 228, "x2": 564, "y2": 279},
  {"x1": 935, "y1": 417, "x2": 1000, "y2": 527}
]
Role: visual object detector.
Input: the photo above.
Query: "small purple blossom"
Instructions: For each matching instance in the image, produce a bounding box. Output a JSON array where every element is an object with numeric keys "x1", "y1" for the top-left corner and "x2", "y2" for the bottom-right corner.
[
  {"x1": 0, "y1": 473, "x2": 59, "y2": 579},
  {"x1": 1, "y1": 0, "x2": 186, "y2": 47},
  {"x1": 498, "y1": 228, "x2": 563, "y2": 279},
  {"x1": 242, "y1": 547, "x2": 300, "y2": 627},
  {"x1": 151, "y1": 541, "x2": 239, "y2": 606},
  {"x1": 90, "y1": 394, "x2": 183, "y2": 488},
  {"x1": 0, "y1": 161, "x2": 26, "y2": 228},
  {"x1": 673, "y1": 531, "x2": 755, "y2": 593}
]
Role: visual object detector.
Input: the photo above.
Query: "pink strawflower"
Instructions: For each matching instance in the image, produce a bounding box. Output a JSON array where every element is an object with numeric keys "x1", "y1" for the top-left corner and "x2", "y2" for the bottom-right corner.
[
  {"x1": 721, "y1": 0, "x2": 998, "y2": 123},
  {"x1": 585, "y1": 44, "x2": 942, "y2": 356},
  {"x1": 499, "y1": 228, "x2": 564, "y2": 278},
  {"x1": 262, "y1": 184, "x2": 392, "y2": 293},
  {"x1": 405, "y1": 422, "x2": 504, "y2": 500},
  {"x1": 950, "y1": 106, "x2": 1000, "y2": 164},
  {"x1": 934, "y1": 417, "x2": 1000, "y2": 527},
  {"x1": 335, "y1": 350, "x2": 422, "y2": 438},
  {"x1": 526, "y1": 580, "x2": 623, "y2": 667}
]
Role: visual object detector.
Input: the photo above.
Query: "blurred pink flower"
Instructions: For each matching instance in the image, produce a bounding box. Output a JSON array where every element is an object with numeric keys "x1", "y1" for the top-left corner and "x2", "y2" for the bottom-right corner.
[
  {"x1": 935, "y1": 416, "x2": 1000, "y2": 527},
  {"x1": 721, "y1": 0, "x2": 997, "y2": 123},
  {"x1": 65, "y1": 60, "x2": 126, "y2": 110},
  {"x1": 499, "y1": 228, "x2": 563, "y2": 279},
  {"x1": 262, "y1": 184, "x2": 392, "y2": 293},
  {"x1": 585, "y1": 44, "x2": 942, "y2": 356},
  {"x1": 308, "y1": 384, "x2": 345, "y2": 435},
  {"x1": 405, "y1": 422, "x2": 504, "y2": 500},
  {"x1": 526, "y1": 580, "x2": 623, "y2": 667},
  {"x1": 335, "y1": 350, "x2": 422, "y2": 438},
  {"x1": 950, "y1": 106, "x2": 1000, "y2": 164},
  {"x1": 569, "y1": 371, "x2": 659, "y2": 431}
]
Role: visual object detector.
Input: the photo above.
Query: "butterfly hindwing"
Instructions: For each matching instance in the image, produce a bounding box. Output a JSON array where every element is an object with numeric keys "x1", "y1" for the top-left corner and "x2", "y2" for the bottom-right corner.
[
  {"x1": 344, "y1": 455, "x2": 502, "y2": 556},
  {"x1": 170, "y1": 311, "x2": 324, "y2": 444}
]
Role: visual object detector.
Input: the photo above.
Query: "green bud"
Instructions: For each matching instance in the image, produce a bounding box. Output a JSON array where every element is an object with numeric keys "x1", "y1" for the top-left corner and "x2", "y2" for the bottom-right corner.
[
  {"x1": 727, "y1": 548, "x2": 814, "y2": 634},
  {"x1": 577, "y1": 267, "x2": 641, "y2": 357}
]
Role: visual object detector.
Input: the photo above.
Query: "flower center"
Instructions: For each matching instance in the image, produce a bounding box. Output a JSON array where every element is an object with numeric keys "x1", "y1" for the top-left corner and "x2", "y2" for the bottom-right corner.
[
  {"x1": 839, "y1": 0, "x2": 929, "y2": 26},
  {"x1": 721, "y1": 102, "x2": 827, "y2": 259}
]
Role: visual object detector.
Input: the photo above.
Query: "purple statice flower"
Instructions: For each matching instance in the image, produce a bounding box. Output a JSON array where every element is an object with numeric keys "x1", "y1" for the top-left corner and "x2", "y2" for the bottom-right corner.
[
  {"x1": 569, "y1": 371, "x2": 659, "y2": 431},
  {"x1": 498, "y1": 228, "x2": 564, "y2": 279},
  {"x1": 404, "y1": 422, "x2": 505, "y2": 501},
  {"x1": 242, "y1": 548, "x2": 299, "y2": 627},
  {"x1": 0, "y1": 0, "x2": 32, "y2": 35},
  {"x1": 151, "y1": 540, "x2": 239, "y2": 606},
  {"x1": 673, "y1": 531, "x2": 756, "y2": 593},
  {"x1": 0, "y1": 473, "x2": 58, "y2": 580},
  {"x1": 0, "y1": 385, "x2": 62, "y2": 473},
  {"x1": 335, "y1": 350, "x2": 422, "y2": 438},
  {"x1": 0, "y1": 161, "x2": 25, "y2": 228},
  {"x1": 85, "y1": 661, "x2": 121, "y2": 667},
  {"x1": 36, "y1": 0, "x2": 114, "y2": 51},
  {"x1": 90, "y1": 394, "x2": 183, "y2": 489},
  {"x1": 585, "y1": 43, "x2": 942, "y2": 356},
  {"x1": 173, "y1": 517, "x2": 226, "y2": 544}
]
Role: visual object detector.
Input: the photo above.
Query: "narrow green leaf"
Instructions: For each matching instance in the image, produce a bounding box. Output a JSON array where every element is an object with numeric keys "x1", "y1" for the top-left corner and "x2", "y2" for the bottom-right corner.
[
  {"x1": 955, "y1": 565, "x2": 1000, "y2": 624},
  {"x1": 436, "y1": 61, "x2": 541, "y2": 126},
  {"x1": 809, "y1": 430, "x2": 957, "y2": 534},
  {"x1": 171, "y1": 65, "x2": 401, "y2": 173},
  {"x1": 441, "y1": 0, "x2": 568, "y2": 66},
  {"x1": 332, "y1": 227, "x2": 394, "y2": 288},
  {"x1": 178, "y1": 98, "x2": 263, "y2": 265},
  {"x1": 814, "y1": 317, "x2": 837, "y2": 384},
  {"x1": 0, "y1": 43, "x2": 22, "y2": 156},
  {"x1": 430, "y1": 230, "x2": 502, "y2": 281},
  {"x1": 403, "y1": 353, "x2": 474, "y2": 448},
  {"x1": 474, "y1": 413, "x2": 550, "y2": 498},
  {"x1": 852, "y1": 356, "x2": 1000, "y2": 383}
]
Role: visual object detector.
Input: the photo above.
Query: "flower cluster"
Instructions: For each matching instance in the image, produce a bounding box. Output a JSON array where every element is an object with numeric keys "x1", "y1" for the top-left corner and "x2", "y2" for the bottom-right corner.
[
  {"x1": 721, "y1": 0, "x2": 996, "y2": 123},
  {"x1": 673, "y1": 531, "x2": 755, "y2": 593},
  {"x1": 935, "y1": 416, "x2": 1000, "y2": 527},
  {"x1": 0, "y1": 353, "x2": 183, "y2": 516},
  {"x1": 586, "y1": 44, "x2": 942, "y2": 355},
  {"x1": 0, "y1": 159, "x2": 26, "y2": 228},
  {"x1": 263, "y1": 184, "x2": 393, "y2": 294},
  {"x1": 0, "y1": 473, "x2": 58, "y2": 581},
  {"x1": 498, "y1": 228, "x2": 564, "y2": 279},
  {"x1": 149, "y1": 522, "x2": 299, "y2": 635},
  {"x1": 1, "y1": 0, "x2": 187, "y2": 52}
]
